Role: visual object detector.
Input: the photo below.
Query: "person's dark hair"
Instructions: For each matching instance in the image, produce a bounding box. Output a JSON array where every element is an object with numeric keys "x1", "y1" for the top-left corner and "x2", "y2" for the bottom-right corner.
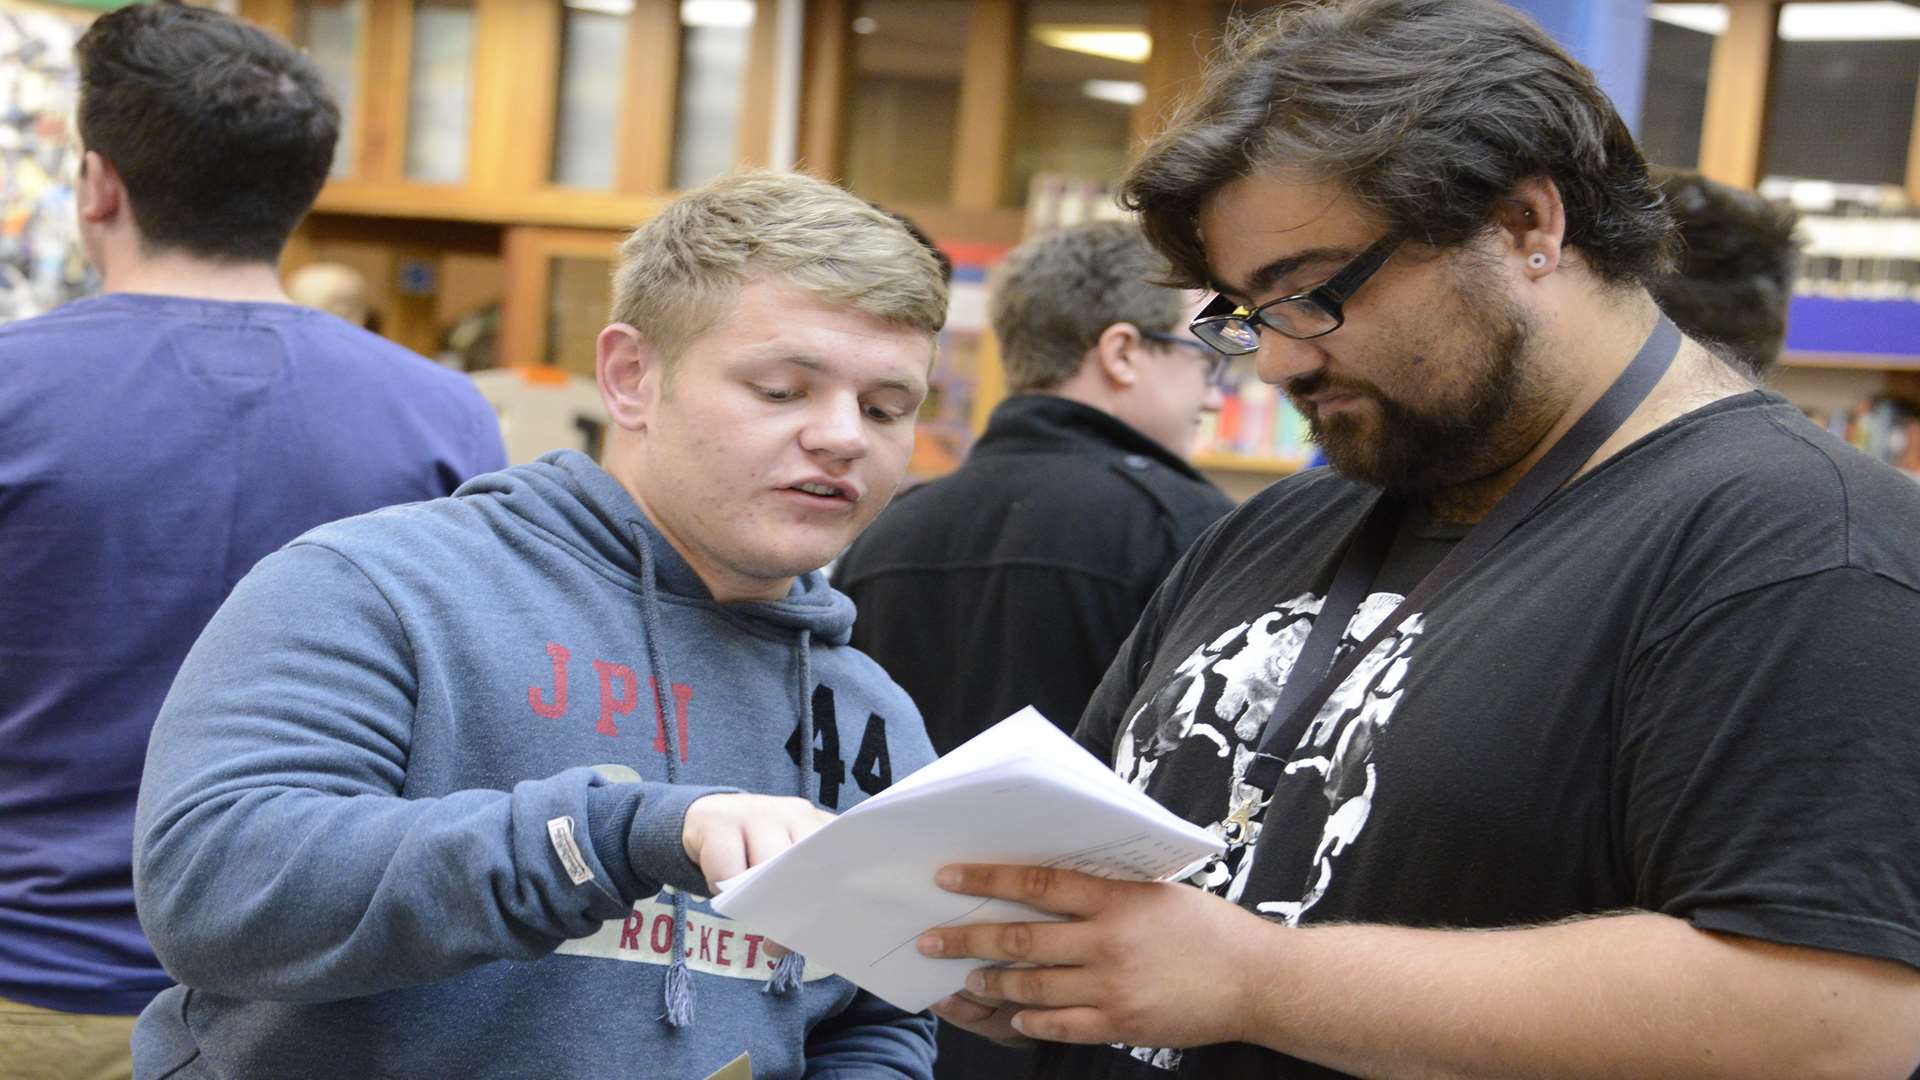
[
  {"x1": 74, "y1": 2, "x2": 339, "y2": 263},
  {"x1": 1121, "y1": 0, "x2": 1677, "y2": 292},
  {"x1": 990, "y1": 221, "x2": 1186, "y2": 392},
  {"x1": 1650, "y1": 169, "x2": 1801, "y2": 377},
  {"x1": 875, "y1": 205, "x2": 955, "y2": 286}
]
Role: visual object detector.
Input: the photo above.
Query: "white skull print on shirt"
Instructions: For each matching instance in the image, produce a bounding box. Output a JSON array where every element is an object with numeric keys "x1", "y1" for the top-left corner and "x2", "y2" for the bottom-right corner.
[{"x1": 1108, "y1": 590, "x2": 1423, "y2": 1069}]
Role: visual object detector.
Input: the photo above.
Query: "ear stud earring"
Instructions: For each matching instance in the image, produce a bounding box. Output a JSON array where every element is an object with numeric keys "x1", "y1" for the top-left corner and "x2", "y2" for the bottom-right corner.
[{"x1": 1527, "y1": 252, "x2": 1549, "y2": 270}]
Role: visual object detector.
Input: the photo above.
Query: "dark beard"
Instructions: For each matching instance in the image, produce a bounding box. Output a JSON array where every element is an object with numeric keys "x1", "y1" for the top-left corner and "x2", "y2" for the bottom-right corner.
[{"x1": 1297, "y1": 297, "x2": 1536, "y2": 496}]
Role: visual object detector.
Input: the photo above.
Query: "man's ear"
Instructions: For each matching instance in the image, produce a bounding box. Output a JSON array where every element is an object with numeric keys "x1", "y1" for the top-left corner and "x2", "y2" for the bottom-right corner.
[
  {"x1": 1092, "y1": 322, "x2": 1144, "y2": 390},
  {"x1": 76, "y1": 151, "x2": 121, "y2": 226},
  {"x1": 1496, "y1": 175, "x2": 1567, "y2": 279},
  {"x1": 596, "y1": 323, "x2": 662, "y2": 433}
]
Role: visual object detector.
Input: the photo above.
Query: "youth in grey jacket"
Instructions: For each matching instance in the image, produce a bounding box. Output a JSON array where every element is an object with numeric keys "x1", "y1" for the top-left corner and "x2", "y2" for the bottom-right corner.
[{"x1": 131, "y1": 449, "x2": 937, "y2": 1079}]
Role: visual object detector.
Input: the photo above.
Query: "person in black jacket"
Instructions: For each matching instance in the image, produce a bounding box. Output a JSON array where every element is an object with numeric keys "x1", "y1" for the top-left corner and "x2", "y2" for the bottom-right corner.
[
  {"x1": 1648, "y1": 168, "x2": 1801, "y2": 378},
  {"x1": 833, "y1": 219, "x2": 1234, "y2": 1080}
]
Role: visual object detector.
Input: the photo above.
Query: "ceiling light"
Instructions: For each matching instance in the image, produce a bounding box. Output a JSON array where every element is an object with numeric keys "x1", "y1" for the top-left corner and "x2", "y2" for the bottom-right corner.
[
  {"x1": 565, "y1": 0, "x2": 634, "y2": 14},
  {"x1": 852, "y1": 16, "x2": 878, "y2": 35},
  {"x1": 1031, "y1": 25, "x2": 1151, "y2": 64},
  {"x1": 1648, "y1": 4, "x2": 1727, "y2": 36},
  {"x1": 1779, "y1": 2, "x2": 1920, "y2": 41},
  {"x1": 1650, "y1": 2, "x2": 1920, "y2": 40},
  {"x1": 681, "y1": 0, "x2": 754, "y2": 30},
  {"x1": 1082, "y1": 79, "x2": 1146, "y2": 106}
]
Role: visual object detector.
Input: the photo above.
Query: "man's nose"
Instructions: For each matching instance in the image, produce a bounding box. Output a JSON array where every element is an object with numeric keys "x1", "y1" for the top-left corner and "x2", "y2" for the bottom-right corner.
[
  {"x1": 800, "y1": 396, "x2": 869, "y2": 459},
  {"x1": 1253, "y1": 332, "x2": 1328, "y2": 389}
]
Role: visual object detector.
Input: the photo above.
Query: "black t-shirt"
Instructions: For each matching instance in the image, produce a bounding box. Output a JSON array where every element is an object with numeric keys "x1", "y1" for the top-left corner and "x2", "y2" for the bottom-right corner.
[{"x1": 1046, "y1": 392, "x2": 1920, "y2": 1078}]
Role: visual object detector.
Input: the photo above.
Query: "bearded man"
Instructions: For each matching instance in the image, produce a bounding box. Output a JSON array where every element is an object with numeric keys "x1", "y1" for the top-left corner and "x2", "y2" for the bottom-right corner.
[{"x1": 915, "y1": 2, "x2": 1920, "y2": 1077}]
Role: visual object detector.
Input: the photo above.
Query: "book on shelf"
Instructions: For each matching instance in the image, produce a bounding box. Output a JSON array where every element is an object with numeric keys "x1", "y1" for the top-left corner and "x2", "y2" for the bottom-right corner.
[
  {"x1": 1196, "y1": 372, "x2": 1313, "y2": 461},
  {"x1": 1803, "y1": 396, "x2": 1920, "y2": 476}
]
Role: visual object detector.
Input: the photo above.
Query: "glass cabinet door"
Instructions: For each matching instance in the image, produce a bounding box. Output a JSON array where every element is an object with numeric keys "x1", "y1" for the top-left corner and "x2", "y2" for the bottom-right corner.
[
  {"x1": 296, "y1": 0, "x2": 365, "y2": 179},
  {"x1": 1762, "y1": 2, "x2": 1920, "y2": 186},
  {"x1": 552, "y1": 0, "x2": 630, "y2": 190},
  {"x1": 1013, "y1": 0, "x2": 1148, "y2": 207},
  {"x1": 674, "y1": 0, "x2": 757, "y2": 189},
  {"x1": 549, "y1": 0, "x2": 757, "y2": 193},
  {"x1": 1641, "y1": 4, "x2": 1723, "y2": 169},
  {"x1": 545, "y1": 254, "x2": 613, "y2": 377},
  {"x1": 405, "y1": 0, "x2": 477, "y2": 183},
  {"x1": 842, "y1": 0, "x2": 969, "y2": 205}
]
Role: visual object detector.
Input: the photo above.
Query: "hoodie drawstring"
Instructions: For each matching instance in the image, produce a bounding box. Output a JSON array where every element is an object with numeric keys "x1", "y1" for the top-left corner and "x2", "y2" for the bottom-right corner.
[
  {"x1": 630, "y1": 523, "x2": 808, "y2": 1025},
  {"x1": 633, "y1": 529, "x2": 696, "y2": 1028},
  {"x1": 765, "y1": 628, "x2": 813, "y2": 997}
]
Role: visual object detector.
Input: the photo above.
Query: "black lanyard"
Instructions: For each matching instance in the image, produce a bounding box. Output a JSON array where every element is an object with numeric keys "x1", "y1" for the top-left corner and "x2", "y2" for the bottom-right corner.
[{"x1": 1242, "y1": 315, "x2": 1683, "y2": 796}]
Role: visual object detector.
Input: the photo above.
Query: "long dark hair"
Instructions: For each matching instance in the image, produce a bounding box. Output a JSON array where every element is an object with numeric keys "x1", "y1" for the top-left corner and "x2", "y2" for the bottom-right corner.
[{"x1": 1122, "y1": 0, "x2": 1676, "y2": 291}]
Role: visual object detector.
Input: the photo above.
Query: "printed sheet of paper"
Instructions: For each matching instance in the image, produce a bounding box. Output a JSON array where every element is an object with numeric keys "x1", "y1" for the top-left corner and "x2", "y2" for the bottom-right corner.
[
  {"x1": 710, "y1": 708, "x2": 1223, "y2": 1012},
  {"x1": 700, "y1": 1052, "x2": 751, "y2": 1080}
]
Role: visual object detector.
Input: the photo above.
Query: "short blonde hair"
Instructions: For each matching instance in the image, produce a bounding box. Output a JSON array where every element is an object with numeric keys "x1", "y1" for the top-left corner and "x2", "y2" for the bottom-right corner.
[{"x1": 611, "y1": 170, "x2": 949, "y2": 362}]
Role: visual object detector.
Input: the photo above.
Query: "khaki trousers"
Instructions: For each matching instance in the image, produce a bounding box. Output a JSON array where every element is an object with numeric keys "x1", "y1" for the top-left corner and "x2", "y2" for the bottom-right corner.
[{"x1": 0, "y1": 995, "x2": 136, "y2": 1080}]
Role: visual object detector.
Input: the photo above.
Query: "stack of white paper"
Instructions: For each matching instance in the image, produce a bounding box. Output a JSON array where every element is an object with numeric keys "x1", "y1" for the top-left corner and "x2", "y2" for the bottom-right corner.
[{"x1": 709, "y1": 707, "x2": 1225, "y2": 1012}]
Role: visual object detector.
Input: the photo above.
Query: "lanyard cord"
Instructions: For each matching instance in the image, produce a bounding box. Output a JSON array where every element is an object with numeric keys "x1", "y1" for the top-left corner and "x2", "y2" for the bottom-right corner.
[{"x1": 1243, "y1": 315, "x2": 1684, "y2": 795}]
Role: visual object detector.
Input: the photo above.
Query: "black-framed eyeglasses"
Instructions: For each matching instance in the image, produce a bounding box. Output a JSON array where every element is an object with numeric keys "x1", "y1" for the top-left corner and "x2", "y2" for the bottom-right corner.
[
  {"x1": 1141, "y1": 329, "x2": 1232, "y2": 384},
  {"x1": 1191, "y1": 234, "x2": 1402, "y2": 355}
]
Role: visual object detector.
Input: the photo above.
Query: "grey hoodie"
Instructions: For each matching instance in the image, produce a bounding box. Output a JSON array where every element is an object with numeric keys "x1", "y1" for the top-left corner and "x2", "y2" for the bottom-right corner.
[{"x1": 132, "y1": 450, "x2": 937, "y2": 1079}]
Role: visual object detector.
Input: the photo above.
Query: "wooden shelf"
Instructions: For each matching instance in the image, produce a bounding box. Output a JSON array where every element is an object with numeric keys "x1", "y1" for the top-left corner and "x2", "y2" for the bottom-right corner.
[
  {"x1": 313, "y1": 183, "x2": 671, "y2": 232},
  {"x1": 1780, "y1": 352, "x2": 1920, "y2": 372},
  {"x1": 1191, "y1": 452, "x2": 1308, "y2": 475}
]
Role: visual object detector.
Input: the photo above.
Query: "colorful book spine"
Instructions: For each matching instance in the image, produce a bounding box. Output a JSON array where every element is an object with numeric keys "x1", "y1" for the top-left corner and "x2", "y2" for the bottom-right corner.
[{"x1": 1193, "y1": 373, "x2": 1314, "y2": 461}]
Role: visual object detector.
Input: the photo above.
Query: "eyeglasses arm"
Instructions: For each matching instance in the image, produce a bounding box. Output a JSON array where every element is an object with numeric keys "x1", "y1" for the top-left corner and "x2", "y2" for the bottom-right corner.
[{"x1": 1314, "y1": 235, "x2": 1401, "y2": 306}]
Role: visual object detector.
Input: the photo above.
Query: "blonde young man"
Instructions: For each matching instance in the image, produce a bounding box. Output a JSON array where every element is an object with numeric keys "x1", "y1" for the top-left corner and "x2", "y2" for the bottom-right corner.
[{"x1": 131, "y1": 172, "x2": 948, "y2": 1080}]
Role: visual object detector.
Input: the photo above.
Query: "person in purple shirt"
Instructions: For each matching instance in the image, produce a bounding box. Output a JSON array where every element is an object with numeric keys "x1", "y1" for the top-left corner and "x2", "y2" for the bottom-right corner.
[{"x1": 0, "y1": 7, "x2": 505, "y2": 1076}]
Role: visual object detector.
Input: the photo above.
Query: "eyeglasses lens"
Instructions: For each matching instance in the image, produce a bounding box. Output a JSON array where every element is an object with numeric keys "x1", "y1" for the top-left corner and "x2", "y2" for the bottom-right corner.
[
  {"x1": 1264, "y1": 299, "x2": 1339, "y2": 340},
  {"x1": 1198, "y1": 320, "x2": 1261, "y2": 355}
]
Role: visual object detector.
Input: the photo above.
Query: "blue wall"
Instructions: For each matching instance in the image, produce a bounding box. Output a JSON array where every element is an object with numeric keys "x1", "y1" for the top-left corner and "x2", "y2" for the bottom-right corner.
[{"x1": 1506, "y1": 0, "x2": 1653, "y2": 135}]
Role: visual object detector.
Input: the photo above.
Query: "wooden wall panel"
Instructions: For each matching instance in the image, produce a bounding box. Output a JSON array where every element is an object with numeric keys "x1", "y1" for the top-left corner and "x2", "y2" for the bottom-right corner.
[
  {"x1": 736, "y1": 0, "x2": 782, "y2": 169},
  {"x1": 797, "y1": 0, "x2": 851, "y2": 178},
  {"x1": 238, "y1": 0, "x2": 296, "y2": 40},
  {"x1": 357, "y1": 0, "x2": 415, "y2": 183},
  {"x1": 951, "y1": 0, "x2": 1020, "y2": 209},
  {"x1": 1134, "y1": 0, "x2": 1214, "y2": 150},
  {"x1": 1697, "y1": 0, "x2": 1778, "y2": 189},
  {"x1": 619, "y1": 0, "x2": 682, "y2": 194},
  {"x1": 1907, "y1": 73, "x2": 1920, "y2": 208},
  {"x1": 497, "y1": 226, "x2": 550, "y2": 370},
  {"x1": 469, "y1": 0, "x2": 560, "y2": 194}
]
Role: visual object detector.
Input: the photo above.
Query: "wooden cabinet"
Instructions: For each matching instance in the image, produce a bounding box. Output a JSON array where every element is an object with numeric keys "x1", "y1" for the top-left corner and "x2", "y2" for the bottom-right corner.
[{"x1": 252, "y1": 0, "x2": 1920, "y2": 482}]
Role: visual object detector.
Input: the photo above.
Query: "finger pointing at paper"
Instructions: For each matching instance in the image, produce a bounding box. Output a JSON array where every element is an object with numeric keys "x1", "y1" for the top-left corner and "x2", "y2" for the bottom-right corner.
[
  {"x1": 681, "y1": 793, "x2": 836, "y2": 894},
  {"x1": 704, "y1": 710, "x2": 1225, "y2": 1017},
  {"x1": 918, "y1": 863, "x2": 1274, "y2": 1050}
]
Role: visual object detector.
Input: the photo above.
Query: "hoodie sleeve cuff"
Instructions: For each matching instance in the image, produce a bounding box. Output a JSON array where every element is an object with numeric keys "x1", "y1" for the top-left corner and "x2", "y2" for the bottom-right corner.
[{"x1": 585, "y1": 781, "x2": 737, "y2": 901}]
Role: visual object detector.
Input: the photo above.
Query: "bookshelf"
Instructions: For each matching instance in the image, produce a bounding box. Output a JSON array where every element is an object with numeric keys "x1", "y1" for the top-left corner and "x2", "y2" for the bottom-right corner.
[
  {"x1": 1192, "y1": 452, "x2": 1309, "y2": 475},
  {"x1": 1783, "y1": 354, "x2": 1920, "y2": 372},
  {"x1": 235, "y1": 0, "x2": 1914, "y2": 491}
]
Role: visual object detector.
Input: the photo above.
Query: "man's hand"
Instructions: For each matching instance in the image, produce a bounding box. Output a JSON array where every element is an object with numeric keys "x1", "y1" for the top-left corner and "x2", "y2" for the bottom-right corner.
[
  {"x1": 916, "y1": 864, "x2": 1272, "y2": 1049},
  {"x1": 927, "y1": 867, "x2": 1920, "y2": 1080},
  {"x1": 680, "y1": 793, "x2": 835, "y2": 894},
  {"x1": 928, "y1": 989, "x2": 1034, "y2": 1048}
]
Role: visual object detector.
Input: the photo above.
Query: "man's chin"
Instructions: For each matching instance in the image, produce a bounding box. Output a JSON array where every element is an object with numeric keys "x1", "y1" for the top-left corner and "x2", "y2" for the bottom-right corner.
[
  {"x1": 738, "y1": 541, "x2": 847, "y2": 583},
  {"x1": 1318, "y1": 432, "x2": 1422, "y2": 494},
  {"x1": 1320, "y1": 440, "x2": 1465, "y2": 496}
]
